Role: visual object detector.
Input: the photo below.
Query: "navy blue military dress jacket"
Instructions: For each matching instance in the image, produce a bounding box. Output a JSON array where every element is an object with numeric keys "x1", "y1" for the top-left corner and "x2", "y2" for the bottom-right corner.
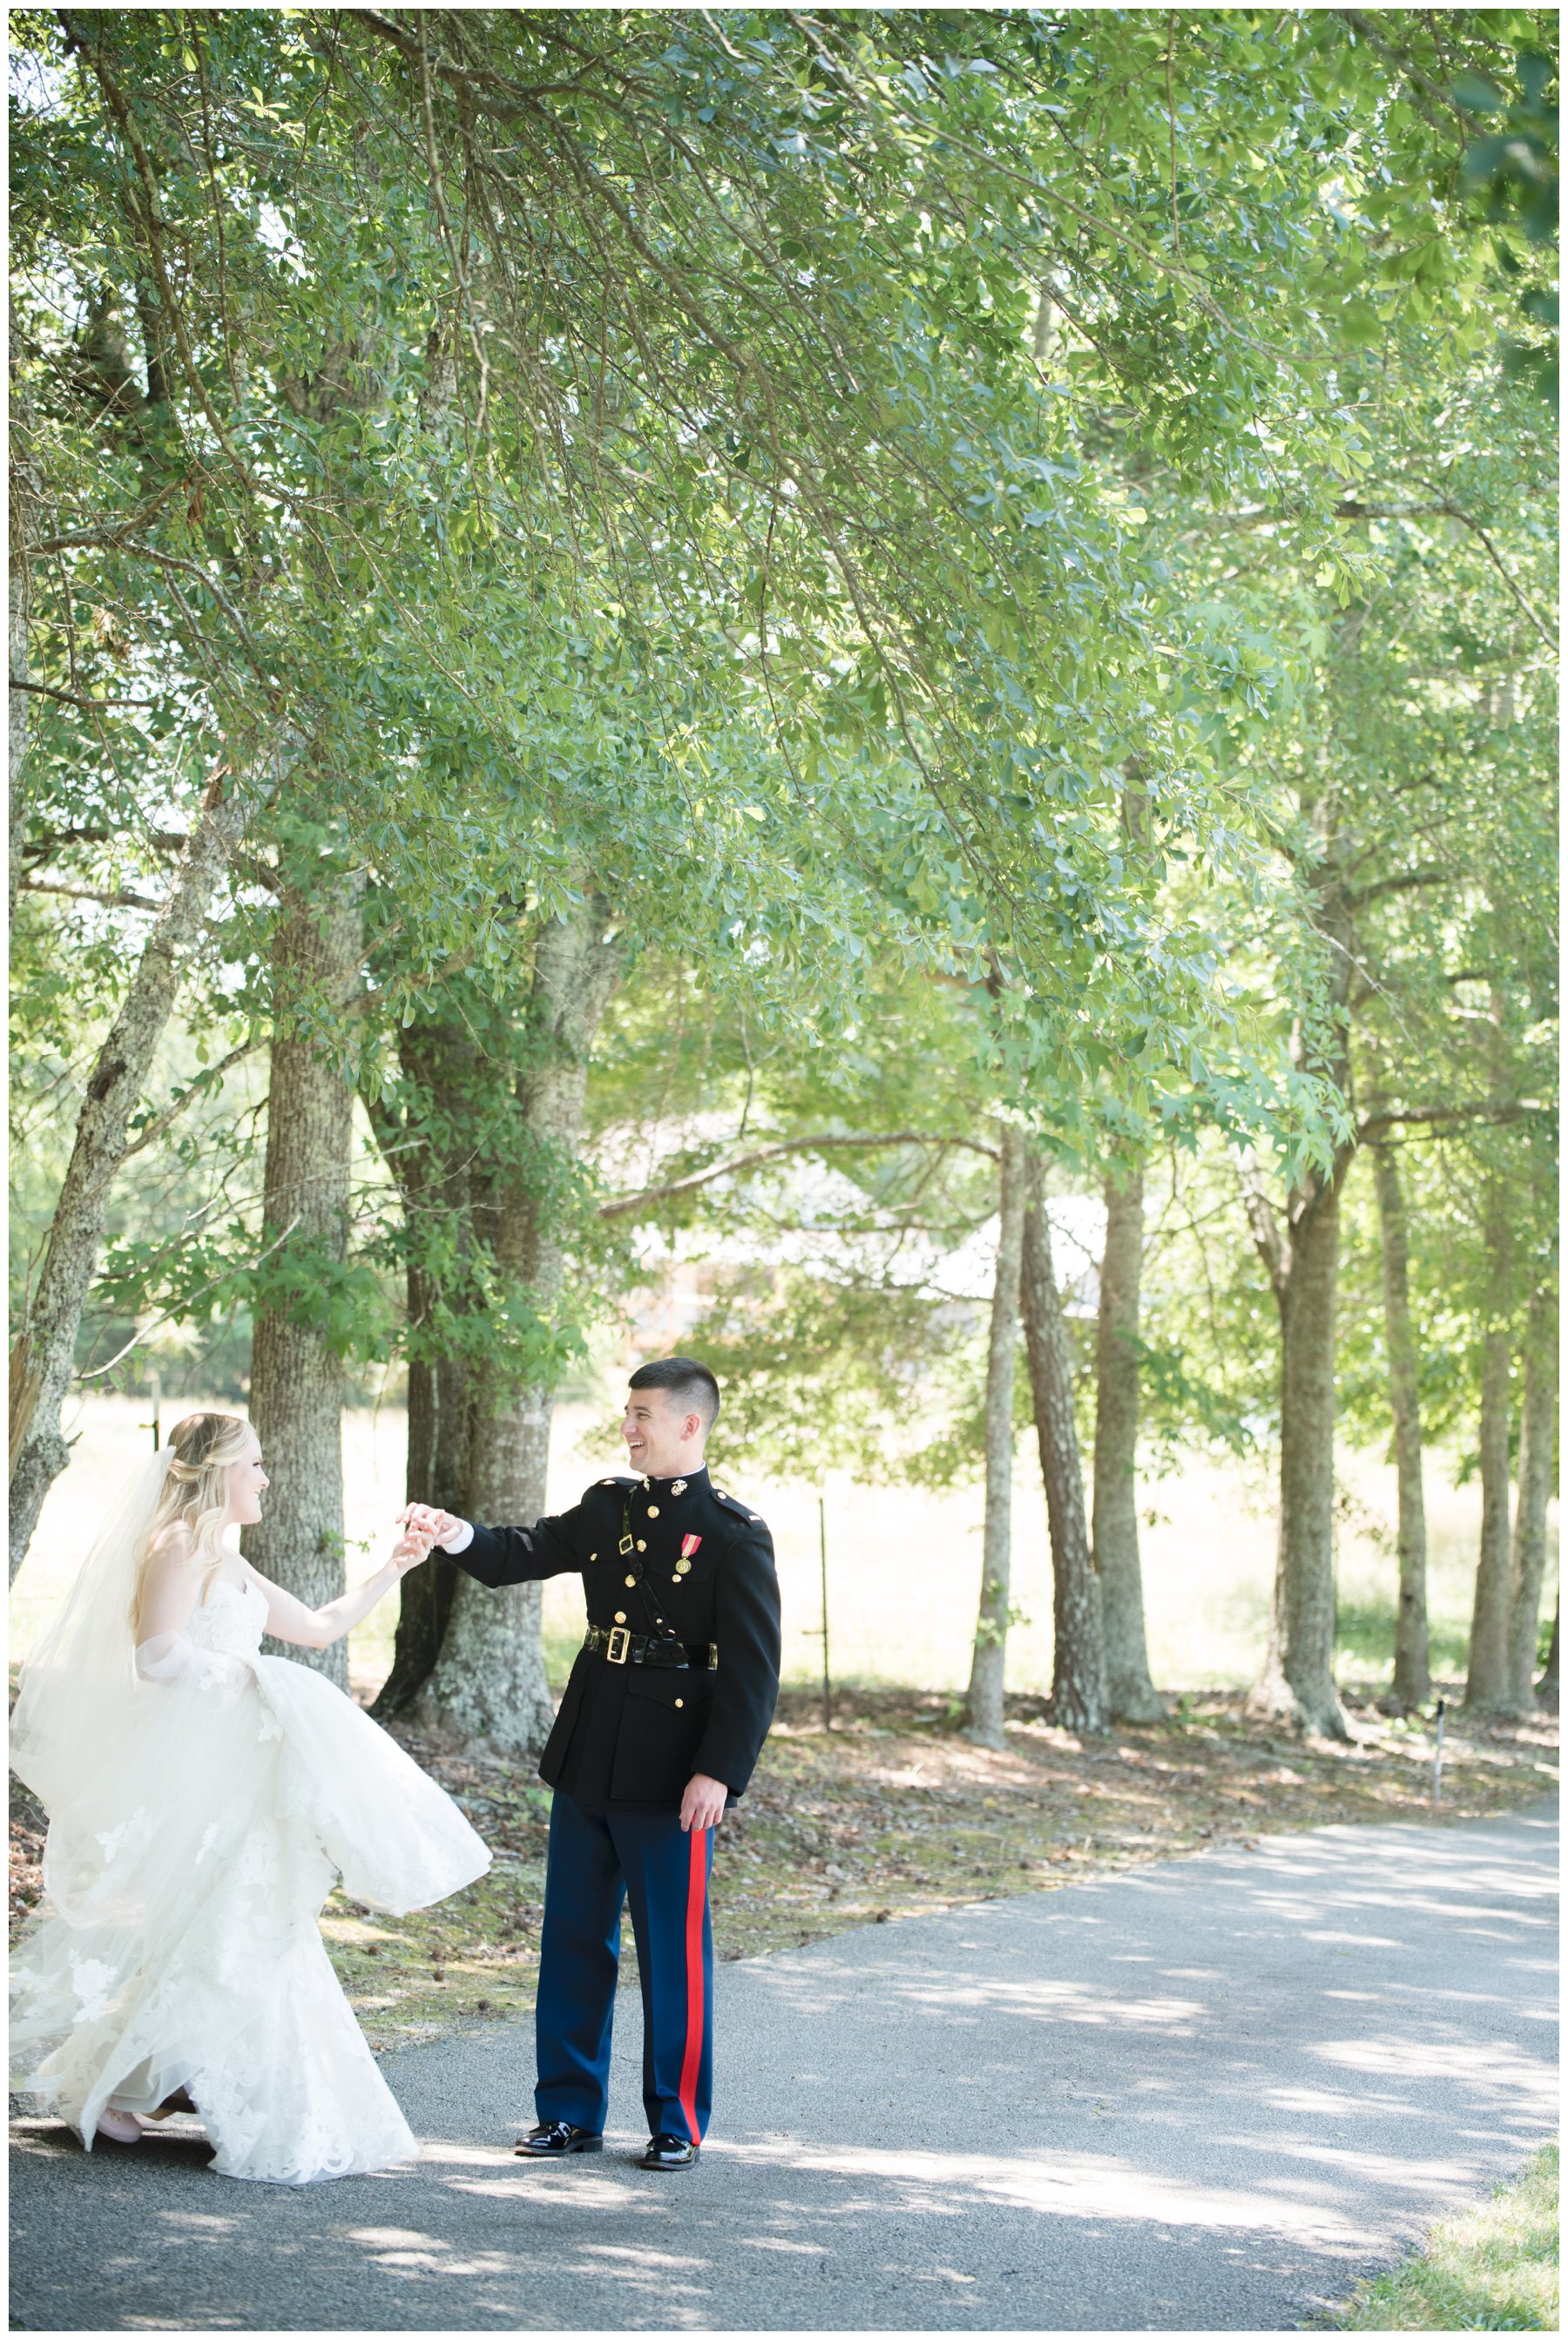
[{"x1": 450, "y1": 1464, "x2": 781, "y2": 1813}]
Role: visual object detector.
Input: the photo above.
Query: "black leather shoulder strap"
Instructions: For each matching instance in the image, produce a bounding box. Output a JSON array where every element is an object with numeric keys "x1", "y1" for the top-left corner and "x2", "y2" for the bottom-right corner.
[{"x1": 618, "y1": 1488, "x2": 683, "y2": 1647}]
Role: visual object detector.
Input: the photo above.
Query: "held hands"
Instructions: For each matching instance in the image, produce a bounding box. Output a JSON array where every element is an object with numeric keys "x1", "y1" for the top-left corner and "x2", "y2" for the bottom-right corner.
[
  {"x1": 679, "y1": 1773, "x2": 727, "y2": 1833},
  {"x1": 397, "y1": 1502, "x2": 463, "y2": 1549},
  {"x1": 388, "y1": 1520, "x2": 436, "y2": 1578}
]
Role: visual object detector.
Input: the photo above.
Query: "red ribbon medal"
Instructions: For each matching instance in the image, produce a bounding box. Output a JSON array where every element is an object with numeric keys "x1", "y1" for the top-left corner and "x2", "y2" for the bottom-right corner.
[{"x1": 680, "y1": 1534, "x2": 702, "y2": 1559}]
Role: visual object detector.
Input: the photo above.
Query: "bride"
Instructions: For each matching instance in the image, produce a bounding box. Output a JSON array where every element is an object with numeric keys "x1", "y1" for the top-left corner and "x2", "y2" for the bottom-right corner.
[{"x1": 10, "y1": 1410, "x2": 490, "y2": 2185}]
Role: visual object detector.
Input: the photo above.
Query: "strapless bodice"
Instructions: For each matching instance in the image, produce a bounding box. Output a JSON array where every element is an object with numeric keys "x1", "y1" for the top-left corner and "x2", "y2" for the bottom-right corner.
[{"x1": 186, "y1": 1576, "x2": 268, "y2": 1658}]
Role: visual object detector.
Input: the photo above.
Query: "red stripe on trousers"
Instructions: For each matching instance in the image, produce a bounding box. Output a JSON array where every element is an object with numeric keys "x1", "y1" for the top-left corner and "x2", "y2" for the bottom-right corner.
[{"x1": 678, "y1": 1826, "x2": 707, "y2": 2143}]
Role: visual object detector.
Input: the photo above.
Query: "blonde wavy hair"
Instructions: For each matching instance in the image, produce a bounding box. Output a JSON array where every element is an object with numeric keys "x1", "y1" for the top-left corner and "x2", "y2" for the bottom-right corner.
[{"x1": 132, "y1": 1410, "x2": 254, "y2": 1633}]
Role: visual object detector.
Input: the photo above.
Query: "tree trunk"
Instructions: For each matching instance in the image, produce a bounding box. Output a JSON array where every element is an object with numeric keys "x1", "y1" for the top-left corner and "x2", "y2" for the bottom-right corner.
[
  {"x1": 963, "y1": 1124, "x2": 1026, "y2": 1748},
  {"x1": 9, "y1": 778, "x2": 242, "y2": 1579},
  {"x1": 1242, "y1": 808, "x2": 1355, "y2": 1741},
  {"x1": 1094, "y1": 1153, "x2": 1162, "y2": 1722},
  {"x1": 1464, "y1": 1190, "x2": 1517, "y2": 1713},
  {"x1": 1507, "y1": 1280, "x2": 1557, "y2": 1711},
  {"x1": 1537, "y1": 1596, "x2": 1558, "y2": 1712},
  {"x1": 1369, "y1": 1138, "x2": 1430, "y2": 1710},
  {"x1": 368, "y1": 1012, "x2": 476, "y2": 1720},
  {"x1": 10, "y1": 316, "x2": 40, "y2": 928},
  {"x1": 1020, "y1": 1153, "x2": 1106, "y2": 1735},
  {"x1": 1246, "y1": 1169, "x2": 1349, "y2": 1741},
  {"x1": 10, "y1": 563, "x2": 28, "y2": 924},
  {"x1": 243, "y1": 880, "x2": 363, "y2": 1689},
  {"x1": 374, "y1": 1337, "x2": 463, "y2": 1714},
  {"x1": 420, "y1": 896, "x2": 623, "y2": 1755}
]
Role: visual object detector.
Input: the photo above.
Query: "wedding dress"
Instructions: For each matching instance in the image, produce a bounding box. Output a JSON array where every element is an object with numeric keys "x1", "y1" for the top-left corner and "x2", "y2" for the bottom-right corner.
[{"x1": 10, "y1": 1466, "x2": 490, "y2": 2187}]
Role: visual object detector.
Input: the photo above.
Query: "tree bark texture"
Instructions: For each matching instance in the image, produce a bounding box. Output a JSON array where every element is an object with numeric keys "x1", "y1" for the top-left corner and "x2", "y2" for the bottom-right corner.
[
  {"x1": 9, "y1": 779, "x2": 242, "y2": 1579},
  {"x1": 244, "y1": 880, "x2": 364, "y2": 1689},
  {"x1": 10, "y1": 561, "x2": 28, "y2": 924},
  {"x1": 1245, "y1": 1169, "x2": 1349, "y2": 1741},
  {"x1": 368, "y1": 1013, "x2": 476, "y2": 1720},
  {"x1": 1020, "y1": 1154, "x2": 1106, "y2": 1735},
  {"x1": 1093, "y1": 1154, "x2": 1162, "y2": 1722},
  {"x1": 1507, "y1": 1279, "x2": 1558, "y2": 1711},
  {"x1": 421, "y1": 896, "x2": 623, "y2": 1755},
  {"x1": 1370, "y1": 1139, "x2": 1430, "y2": 1710},
  {"x1": 1537, "y1": 1596, "x2": 1559, "y2": 1712},
  {"x1": 963, "y1": 1124, "x2": 1027, "y2": 1748},
  {"x1": 10, "y1": 317, "x2": 41, "y2": 929},
  {"x1": 1464, "y1": 1190, "x2": 1517, "y2": 1713}
]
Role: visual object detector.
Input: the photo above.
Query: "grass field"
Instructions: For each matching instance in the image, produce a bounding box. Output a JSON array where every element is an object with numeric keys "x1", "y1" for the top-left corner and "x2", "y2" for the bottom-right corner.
[
  {"x1": 1326, "y1": 2143, "x2": 1559, "y2": 2330},
  {"x1": 10, "y1": 1394, "x2": 1556, "y2": 1702}
]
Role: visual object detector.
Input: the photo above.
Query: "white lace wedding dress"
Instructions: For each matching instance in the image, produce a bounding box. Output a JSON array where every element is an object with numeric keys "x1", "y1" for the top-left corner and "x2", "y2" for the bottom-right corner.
[{"x1": 10, "y1": 1577, "x2": 490, "y2": 2184}]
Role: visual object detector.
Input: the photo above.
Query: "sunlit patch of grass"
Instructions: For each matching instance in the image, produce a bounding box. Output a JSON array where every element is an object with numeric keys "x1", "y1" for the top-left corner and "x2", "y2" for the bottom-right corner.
[
  {"x1": 318, "y1": 1760, "x2": 557, "y2": 2051},
  {"x1": 1335, "y1": 1600, "x2": 1471, "y2": 1681},
  {"x1": 1325, "y1": 2144, "x2": 1558, "y2": 2330},
  {"x1": 321, "y1": 1867, "x2": 547, "y2": 2051}
]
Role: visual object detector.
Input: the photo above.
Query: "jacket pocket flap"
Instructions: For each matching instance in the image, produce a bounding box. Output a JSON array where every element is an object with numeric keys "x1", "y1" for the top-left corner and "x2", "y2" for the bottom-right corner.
[{"x1": 622, "y1": 1667, "x2": 711, "y2": 1708}]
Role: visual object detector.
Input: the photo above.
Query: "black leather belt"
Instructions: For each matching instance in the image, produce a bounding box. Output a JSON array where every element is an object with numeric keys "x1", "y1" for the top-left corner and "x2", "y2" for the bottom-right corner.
[{"x1": 583, "y1": 1626, "x2": 716, "y2": 1669}]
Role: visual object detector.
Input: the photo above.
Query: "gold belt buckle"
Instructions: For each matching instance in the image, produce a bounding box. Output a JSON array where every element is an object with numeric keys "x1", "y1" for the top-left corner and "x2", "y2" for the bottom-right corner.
[{"x1": 605, "y1": 1626, "x2": 631, "y2": 1665}]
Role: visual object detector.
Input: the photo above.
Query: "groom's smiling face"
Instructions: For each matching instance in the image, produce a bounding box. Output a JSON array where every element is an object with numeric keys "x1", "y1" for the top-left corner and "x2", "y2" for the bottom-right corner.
[{"x1": 621, "y1": 1385, "x2": 701, "y2": 1479}]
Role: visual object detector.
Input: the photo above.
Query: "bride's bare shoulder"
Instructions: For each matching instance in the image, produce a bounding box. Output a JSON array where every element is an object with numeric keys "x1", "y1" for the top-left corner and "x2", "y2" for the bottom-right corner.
[
  {"x1": 134, "y1": 1524, "x2": 206, "y2": 1638},
  {"x1": 143, "y1": 1522, "x2": 201, "y2": 1572}
]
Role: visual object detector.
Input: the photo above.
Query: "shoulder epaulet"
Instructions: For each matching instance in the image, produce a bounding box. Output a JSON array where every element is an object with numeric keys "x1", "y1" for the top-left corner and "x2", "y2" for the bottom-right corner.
[
  {"x1": 591, "y1": 1474, "x2": 638, "y2": 1492},
  {"x1": 713, "y1": 1487, "x2": 767, "y2": 1525}
]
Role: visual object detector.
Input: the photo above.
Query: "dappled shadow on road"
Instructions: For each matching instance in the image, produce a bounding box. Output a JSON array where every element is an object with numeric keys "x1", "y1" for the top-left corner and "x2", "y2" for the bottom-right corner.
[{"x1": 10, "y1": 1809, "x2": 1557, "y2": 2331}]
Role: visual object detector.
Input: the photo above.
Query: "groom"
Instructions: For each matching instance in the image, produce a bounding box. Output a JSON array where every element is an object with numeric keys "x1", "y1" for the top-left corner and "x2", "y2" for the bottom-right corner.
[{"x1": 404, "y1": 1356, "x2": 781, "y2": 2169}]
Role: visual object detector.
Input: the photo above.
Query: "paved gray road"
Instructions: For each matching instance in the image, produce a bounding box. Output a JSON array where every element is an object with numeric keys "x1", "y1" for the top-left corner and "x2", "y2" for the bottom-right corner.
[{"x1": 11, "y1": 1802, "x2": 1557, "y2": 2331}]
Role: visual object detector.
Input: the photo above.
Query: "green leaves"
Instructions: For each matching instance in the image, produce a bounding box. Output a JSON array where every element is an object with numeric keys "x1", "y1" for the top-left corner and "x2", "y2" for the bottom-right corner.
[
  {"x1": 10, "y1": 5, "x2": 1555, "y2": 1433},
  {"x1": 1457, "y1": 50, "x2": 1558, "y2": 230}
]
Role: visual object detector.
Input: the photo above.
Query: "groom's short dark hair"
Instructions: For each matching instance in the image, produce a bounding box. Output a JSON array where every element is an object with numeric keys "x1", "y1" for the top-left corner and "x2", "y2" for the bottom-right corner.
[{"x1": 628, "y1": 1356, "x2": 720, "y2": 1431}]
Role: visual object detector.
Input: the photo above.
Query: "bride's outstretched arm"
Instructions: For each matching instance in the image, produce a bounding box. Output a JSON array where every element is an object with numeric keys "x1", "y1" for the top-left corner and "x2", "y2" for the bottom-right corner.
[{"x1": 247, "y1": 1527, "x2": 432, "y2": 1650}]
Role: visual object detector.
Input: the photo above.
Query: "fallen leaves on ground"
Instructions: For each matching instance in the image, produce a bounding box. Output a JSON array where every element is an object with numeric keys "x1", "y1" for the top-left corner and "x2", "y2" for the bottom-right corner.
[{"x1": 10, "y1": 1680, "x2": 1556, "y2": 2053}]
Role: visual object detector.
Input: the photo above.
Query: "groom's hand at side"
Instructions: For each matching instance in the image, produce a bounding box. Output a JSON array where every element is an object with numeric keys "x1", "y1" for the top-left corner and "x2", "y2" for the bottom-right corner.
[{"x1": 679, "y1": 1773, "x2": 727, "y2": 1833}]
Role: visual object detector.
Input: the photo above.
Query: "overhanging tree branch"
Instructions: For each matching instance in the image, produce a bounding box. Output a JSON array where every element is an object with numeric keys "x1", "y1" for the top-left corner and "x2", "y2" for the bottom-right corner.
[
  {"x1": 1357, "y1": 1099, "x2": 1533, "y2": 1141},
  {"x1": 1347, "y1": 865, "x2": 1455, "y2": 909},
  {"x1": 10, "y1": 679, "x2": 157, "y2": 710},
  {"x1": 1335, "y1": 10, "x2": 1477, "y2": 136},
  {"x1": 598, "y1": 1129, "x2": 1002, "y2": 1221},
  {"x1": 20, "y1": 877, "x2": 168, "y2": 913},
  {"x1": 1423, "y1": 496, "x2": 1557, "y2": 650}
]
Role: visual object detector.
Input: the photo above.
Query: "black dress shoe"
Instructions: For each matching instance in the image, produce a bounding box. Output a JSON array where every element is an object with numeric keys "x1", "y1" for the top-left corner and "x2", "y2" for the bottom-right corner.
[
  {"x1": 515, "y1": 2120, "x2": 604, "y2": 2157},
  {"x1": 639, "y1": 2132, "x2": 698, "y2": 2169}
]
